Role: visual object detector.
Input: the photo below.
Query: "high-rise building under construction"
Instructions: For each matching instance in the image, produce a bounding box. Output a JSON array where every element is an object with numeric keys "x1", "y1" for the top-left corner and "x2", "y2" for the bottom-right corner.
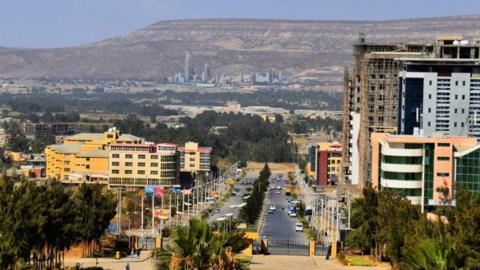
[{"x1": 342, "y1": 34, "x2": 480, "y2": 190}]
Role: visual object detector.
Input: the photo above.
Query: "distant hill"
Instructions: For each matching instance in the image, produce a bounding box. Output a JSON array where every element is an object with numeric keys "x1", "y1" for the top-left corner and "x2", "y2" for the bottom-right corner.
[{"x1": 1, "y1": 16, "x2": 480, "y2": 81}]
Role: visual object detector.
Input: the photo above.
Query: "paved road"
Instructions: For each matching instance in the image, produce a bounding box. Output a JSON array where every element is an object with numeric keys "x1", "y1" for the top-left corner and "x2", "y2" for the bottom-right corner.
[
  {"x1": 208, "y1": 170, "x2": 257, "y2": 223},
  {"x1": 250, "y1": 255, "x2": 391, "y2": 270},
  {"x1": 260, "y1": 176, "x2": 308, "y2": 242}
]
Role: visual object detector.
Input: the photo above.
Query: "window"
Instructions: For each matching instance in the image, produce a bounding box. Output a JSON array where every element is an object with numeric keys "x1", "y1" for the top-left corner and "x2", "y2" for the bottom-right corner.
[
  {"x1": 86, "y1": 165, "x2": 90, "y2": 169},
  {"x1": 462, "y1": 109, "x2": 465, "y2": 113},
  {"x1": 151, "y1": 155, "x2": 158, "y2": 159},
  {"x1": 138, "y1": 154, "x2": 146, "y2": 159},
  {"x1": 112, "y1": 162, "x2": 120, "y2": 166},
  {"x1": 125, "y1": 154, "x2": 133, "y2": 159},
  {"x1": 138, "y1": 162, "x2": 145, "y2": 167},
  {"x1": 429, "y1": 94, "x2": 432, "y2": 99},
  {"x1": 151, "y1": 163, "x2": 158, "y2": 167},
  {"x1": 437, "y1": 172, "x2": 450, "y2": 177},
  {"x1": 438, "y1": 143, "x2": 450, "y2": 147},
  {"x1": 463, "y1": 81, "x2": 466, "y2": 86},
  {"x1": 151, "y1": 171, "x2": 158, "y2": 175},
  {"x1": 64, "y1": 168, "x2": 70, "y2": 172},
  {"x1": 438, "y1": 156, "x2": 450, "y2": 161},
  {"x1": 462, "y1": 95, "x2": 465, "y2": 100},
  {"x1": 125, "y1": 170, "x2": 132, "y2": 174},
  {"x1": 429, "y1": 80, "x2": 432, "y2": 85},
  {"x1": 112, "y1": 154, "x2": 120, "y2": 158},
  {"x1": 454, "y1": 108, "x2": 458, "y2": 113},
  {"x1": 112, "y1": 170, "x2": 119, "y2": 174},
  {"x1": 86, "y1": 157, "x2": 90, "y2": 161},
  {"x1": 454, "y1": 122, "x2": 457, "y2": 127},
  {"x1": 138, "y1": 170, "x2": 145, "y2": 175},
  {"x1": 125, "y1": 162, "x2": 133, "y2": 167},
  {"x1": 455, "y1": 81, "x2": 459, "y2": 86},
  {"x1": 428, "y1": 121, "x2": 431, "y2": 127},
  {"x1": 428, "y1": 108, "x2": 431, "y2": 113},
  {"x1": 461, "y1": 122, "x2": 465, "y2": 127},
  {"x1": 455, "y1": 94, "x2": 458, "y2": 100}
]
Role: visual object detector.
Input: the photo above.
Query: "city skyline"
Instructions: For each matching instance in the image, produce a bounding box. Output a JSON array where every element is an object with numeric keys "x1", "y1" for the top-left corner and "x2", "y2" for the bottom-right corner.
[{"x1": 0, "y1": 0, "x2": 479, "y2": 48}]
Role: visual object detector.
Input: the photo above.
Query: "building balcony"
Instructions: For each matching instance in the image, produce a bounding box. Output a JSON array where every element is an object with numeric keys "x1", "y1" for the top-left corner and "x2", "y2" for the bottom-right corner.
[
  {"x1": 380, "y1": 178, "x2": 423, "y2": 189},
  {"x1": 381, "y1": 163, "x2": 423, "y2": 173},
  {"x1": 381, "y1": 145, "x2": 423, "y2": 157}
]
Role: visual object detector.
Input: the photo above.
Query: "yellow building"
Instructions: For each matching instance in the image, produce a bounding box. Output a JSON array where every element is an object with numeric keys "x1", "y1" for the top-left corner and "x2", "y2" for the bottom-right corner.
[
  {"x1": 178, "y1": 142, "x2": 212, "y2": 173},
  {"x1": 45, "y1": 127, "x2": 141, "y2": 181},
  {"x1": 109, "y1": 142, "x2": 178, "y2": 187}
]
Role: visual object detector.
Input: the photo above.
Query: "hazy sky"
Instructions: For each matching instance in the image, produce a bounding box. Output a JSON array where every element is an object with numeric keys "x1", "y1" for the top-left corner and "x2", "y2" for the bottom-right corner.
[{"x1": 1, "y1": 0, "x2": 479, "y2": 48}]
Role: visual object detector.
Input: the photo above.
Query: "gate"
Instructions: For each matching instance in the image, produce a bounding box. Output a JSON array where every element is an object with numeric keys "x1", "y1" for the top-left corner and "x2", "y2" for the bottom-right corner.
[
  {"x1": 252, "y1": 239, "x2": 263, "y2": 254},
  {"x1": 138, "y1": 237, "x2": 156, "y2": 250},
  {"x1": 315, "y1": 243, "x2": 328, "y2": 256},
  {"x1": 268, "y1": 240, "x2": 309, "y2": 256}
]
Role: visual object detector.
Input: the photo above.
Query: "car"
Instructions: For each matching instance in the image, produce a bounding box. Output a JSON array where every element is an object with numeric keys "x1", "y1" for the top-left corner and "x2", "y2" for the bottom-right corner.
[
  {"x1": 231, "y1": 191, "x2": 236, "y2": 196},
  {"x1": 214, "y1": 208, "x2": 221, "y2": 214},
  {"x1": 289, "y1": 212, "x2": 297, "y2": 218},
  {"x1": 276, "y1": 185, "x2": 282, "y2": 190},
  {"x1": 295, "y1": 223, "x2": 304, "y2": 232},
  {"x1": 269, "y1": 205, "x2": 276, "y2": 211},
  {"x1": 276, "y1": 191, "x2": 281, "y2": 194}
]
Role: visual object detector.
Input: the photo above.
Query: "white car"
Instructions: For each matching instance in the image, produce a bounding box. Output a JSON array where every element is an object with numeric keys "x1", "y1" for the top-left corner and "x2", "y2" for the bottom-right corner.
[
  {"x1": 268, "y1": 205, "x2": 276, "y2": 213},
  {"x1": 289, "y1": 212, "x2": 297, "y2": 218},
  {"x1": 295, "y1": 223, "x2": 304, "y2": 232},
  {"x1": 276, "y1": 185, "x2": 282, "y2": 190}
]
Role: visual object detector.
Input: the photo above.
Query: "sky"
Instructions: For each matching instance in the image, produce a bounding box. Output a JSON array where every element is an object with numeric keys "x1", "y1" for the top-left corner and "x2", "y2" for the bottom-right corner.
[{"x1": 0, "y1": 0, "x2": 479, "y2": 48}]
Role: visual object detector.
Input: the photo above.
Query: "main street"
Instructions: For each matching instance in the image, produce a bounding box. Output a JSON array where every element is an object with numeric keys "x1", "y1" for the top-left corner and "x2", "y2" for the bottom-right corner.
[
  {"x1": 207, "y1": 170, "x2": 257, "y2": 224},
  {"x1": 260, "y1": 175, "x2": 308, "y2": 242}
]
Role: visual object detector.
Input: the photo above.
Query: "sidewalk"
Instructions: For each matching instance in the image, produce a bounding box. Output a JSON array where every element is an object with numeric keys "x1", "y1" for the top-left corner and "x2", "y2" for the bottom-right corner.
[
  {"x1": 64, "y1": 251, "x2": 154, "y2": 270},
  {"x1": 250, "y1": 255, "x2": 391, "y2": 270}
]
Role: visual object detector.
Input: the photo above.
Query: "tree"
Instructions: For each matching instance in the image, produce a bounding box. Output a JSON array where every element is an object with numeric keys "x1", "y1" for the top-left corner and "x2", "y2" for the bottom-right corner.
[
  {"x1": 74, "y1": 183, "x2": 117, "y2": 257},
  {"x1": 166, "y1": 218, "x2": 248, "y2": 270}
]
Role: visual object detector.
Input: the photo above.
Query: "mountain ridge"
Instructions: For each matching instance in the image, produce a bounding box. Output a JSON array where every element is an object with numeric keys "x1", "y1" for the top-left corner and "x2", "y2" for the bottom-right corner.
[{"x1": 1, "y1": 16, "x2": 480, "y2": 80}]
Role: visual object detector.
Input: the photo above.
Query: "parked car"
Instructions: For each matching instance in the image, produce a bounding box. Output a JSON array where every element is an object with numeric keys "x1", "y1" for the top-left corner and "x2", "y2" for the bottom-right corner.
[
  {"x1": 295, "y1": 223, "x2": 304, "y2": 232},
  {"x1": 268, "y1": 205, "x2": 276, "y2": 214},
  {"x1": 289, "y1": 212, "x2": 297, "y2": 218}
]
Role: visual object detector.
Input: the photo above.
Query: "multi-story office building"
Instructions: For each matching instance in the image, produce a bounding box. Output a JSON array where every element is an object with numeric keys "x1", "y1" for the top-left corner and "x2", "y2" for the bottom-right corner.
[
  {"x1": 370, "y1": 133, "x2": 479, "y2": 211},
  {"x1": 24, "y1": 122, "x2": 74, "y2": 141},
  {"x1": 343, "y1": 35, "x2": 480, "y2": 190},
  {"x1": 109, "y1": 142, "x2": 178, "y2": 187},
  {"x1": 178, "y1": 142, "x2": 212, "y2": 173},
  {"x1": 307, "y1": 142, "x2": 342, "y2": 186},
  {"x1": 45, "y1": 127, "x2": 139, "y2": 180},
  {"x1": 46, "y1": 127, "x2": 211, "y2": 186}
]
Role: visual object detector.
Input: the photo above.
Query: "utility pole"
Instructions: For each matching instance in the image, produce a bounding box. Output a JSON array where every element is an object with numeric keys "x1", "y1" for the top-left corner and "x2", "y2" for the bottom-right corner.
[{"x1": 152, "y1": 193, "x2": 155, "y2": 235}]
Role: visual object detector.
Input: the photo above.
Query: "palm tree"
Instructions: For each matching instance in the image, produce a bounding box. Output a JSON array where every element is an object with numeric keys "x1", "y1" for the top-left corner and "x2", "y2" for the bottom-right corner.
[
  {"x1": 400, "y1": 238, "x2": 450, "y2": 270},
  {"x1": 165, "y1": 218, "x2": 248, "y2": 270}
]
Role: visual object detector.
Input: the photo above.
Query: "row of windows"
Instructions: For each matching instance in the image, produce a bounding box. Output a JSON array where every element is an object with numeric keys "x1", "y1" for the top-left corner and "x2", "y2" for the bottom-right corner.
[
  {"x1": 426, "y1": 108, "x2": 465, "y2": 114},
  {"x1": 426, "y1": 121, "x2": 465, "y2": 128},
  {"x1": 111, "y1": 153, "x2": 176, "y2": 160},
  {"x1": 382, "y1": 155, "x2": 422, "y2": 165},
  {"x1": 111, "y1": 170, "x2": 177, "y2": 177},
  {"x1": 382, "y1": 171, "x2": 422, "y2": 180},
  {"x1": 112, "y1": 162, "x2": 158, "y2": 167},
  {"x1": 385, "y1": 188, "x2": 422, "y2": 197}
]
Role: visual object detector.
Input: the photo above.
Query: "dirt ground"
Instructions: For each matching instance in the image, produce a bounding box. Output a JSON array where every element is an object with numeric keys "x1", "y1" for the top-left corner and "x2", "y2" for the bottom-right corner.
[{"x1": 246, "y1": 162, "x2": 298, "y2": 173}]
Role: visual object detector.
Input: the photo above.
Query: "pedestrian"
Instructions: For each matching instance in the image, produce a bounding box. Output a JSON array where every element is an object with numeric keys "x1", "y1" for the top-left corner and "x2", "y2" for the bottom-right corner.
[
  {"x1": 125, "y1": 263, "x2": 130, "y2": 270},
  {"x1": 137, "y1": 248, "x2": 141, "y2": 257}
]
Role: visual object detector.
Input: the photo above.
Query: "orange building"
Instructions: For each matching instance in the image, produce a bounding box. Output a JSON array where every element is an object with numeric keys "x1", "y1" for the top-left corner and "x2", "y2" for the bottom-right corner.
[{"x1": 371, "y1": 133, "x2": 477, "y2": 211}]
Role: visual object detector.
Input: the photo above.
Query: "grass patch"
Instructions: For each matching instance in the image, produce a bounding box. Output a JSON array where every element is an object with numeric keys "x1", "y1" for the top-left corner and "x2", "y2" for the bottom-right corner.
[
  {"x1": 337, "y1": 254, "x2": 375, "y2": 266},
  {"x1": 237, "y1": 255, "x2": 251, "y2": 270}
]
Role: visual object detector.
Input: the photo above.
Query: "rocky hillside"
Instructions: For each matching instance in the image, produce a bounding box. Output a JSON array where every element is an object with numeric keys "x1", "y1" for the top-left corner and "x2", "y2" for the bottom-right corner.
[{"x1": 1, "y1": 16, "x2": 480, "y2": 81}]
